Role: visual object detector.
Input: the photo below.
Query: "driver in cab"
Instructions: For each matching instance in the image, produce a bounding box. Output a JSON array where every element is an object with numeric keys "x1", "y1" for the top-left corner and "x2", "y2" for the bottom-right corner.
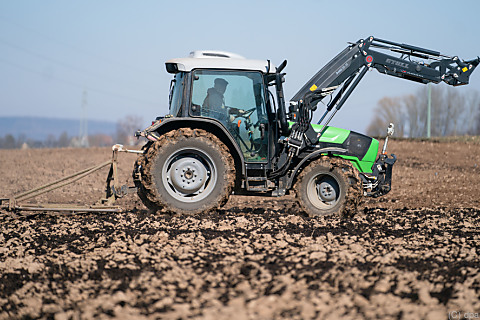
[{"x1": 202, "y1": 78, "x2": 229, "y2": 122}]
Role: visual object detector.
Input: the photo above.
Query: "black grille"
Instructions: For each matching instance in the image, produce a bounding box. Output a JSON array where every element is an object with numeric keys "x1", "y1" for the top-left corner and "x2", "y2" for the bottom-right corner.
[{"x1": 343, "y1": 132, "x2": 372, "y2": 160}]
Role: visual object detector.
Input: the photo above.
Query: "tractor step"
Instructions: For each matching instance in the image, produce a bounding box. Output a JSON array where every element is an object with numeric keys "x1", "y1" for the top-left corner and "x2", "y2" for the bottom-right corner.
[
  {"x1": 247, "y1": 185, "x2": 269, "y2": 192},
  {"x1": 245, "y1": 163, "x2": 269, "y2": 192},
  {"x1": 246, "y1": 177, "x2": 267, "y2": 182},
  {"x1": 245, "y1": 177, "x2": 268, "y2": 192}
]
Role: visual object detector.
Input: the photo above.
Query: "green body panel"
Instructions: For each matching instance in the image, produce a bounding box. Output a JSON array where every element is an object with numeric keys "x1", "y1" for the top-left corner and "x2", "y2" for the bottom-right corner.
[
  {"x1": 310, "y1": 123, "x2": 350, "y2": 144},
  {"x1": 288, "y1": 122, "x2": 350, "y2": 143},
  {"x1": 335, "y1": 154, "x2": 375, "y2": 173},
  {"x1": 360, "y1": 138, "x2": 379, "y2": 168},
  {"x1": 335, "y1": 138, "x2": 379, "y2": 173},
  {"x1": 287, "y1": 121, "x2": 379, "y2": 173}
]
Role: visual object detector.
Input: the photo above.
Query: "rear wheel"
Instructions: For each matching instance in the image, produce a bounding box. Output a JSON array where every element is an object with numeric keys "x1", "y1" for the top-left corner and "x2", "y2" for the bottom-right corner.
[
  {"x1": 294, "y1": 157, "x2": 362, "y2": 217},
  {"x1": 135, "y1": 128, "x2": 235, "y2": 214}
]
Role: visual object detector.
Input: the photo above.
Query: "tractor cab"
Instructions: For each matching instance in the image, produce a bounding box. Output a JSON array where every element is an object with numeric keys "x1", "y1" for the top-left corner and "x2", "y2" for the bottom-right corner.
[{"x1": 165, "y1": 51, "x2": 280, "y2": 163}]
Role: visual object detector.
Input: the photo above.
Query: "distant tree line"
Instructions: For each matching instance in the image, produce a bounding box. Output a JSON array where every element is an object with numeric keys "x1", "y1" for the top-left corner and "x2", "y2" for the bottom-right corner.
[
  {"x1": 0, "y1": 115, "x2": 145, "y2": 149},
  {"x1": 0, "y1": 132, "x2": 115, "y2": 149},
  {"x1": 366, "y1": 86, "x2": 480, "y2": 138}
]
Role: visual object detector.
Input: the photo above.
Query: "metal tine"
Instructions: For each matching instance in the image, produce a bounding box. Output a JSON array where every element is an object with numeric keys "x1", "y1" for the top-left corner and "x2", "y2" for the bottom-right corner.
[{"x1": 14, "y1": 160, "x2": 112, "y2": 202}]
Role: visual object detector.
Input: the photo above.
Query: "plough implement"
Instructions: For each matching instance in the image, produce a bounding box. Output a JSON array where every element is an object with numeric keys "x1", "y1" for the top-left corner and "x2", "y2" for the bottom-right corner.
[{"x1": 0, "y1": 145, "x2": 142, "y2": 214}]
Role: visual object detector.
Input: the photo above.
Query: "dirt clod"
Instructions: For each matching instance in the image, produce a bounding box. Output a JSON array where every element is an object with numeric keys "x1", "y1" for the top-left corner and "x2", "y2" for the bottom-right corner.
[{"x1": 1, "y1": 139, "x2": 480, "y2": 319}]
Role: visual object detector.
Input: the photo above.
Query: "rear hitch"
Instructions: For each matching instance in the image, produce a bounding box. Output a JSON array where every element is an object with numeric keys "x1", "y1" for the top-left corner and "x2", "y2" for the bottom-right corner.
[{"x1": 362, "y1": 123, "x2": 397, "y2": 197}]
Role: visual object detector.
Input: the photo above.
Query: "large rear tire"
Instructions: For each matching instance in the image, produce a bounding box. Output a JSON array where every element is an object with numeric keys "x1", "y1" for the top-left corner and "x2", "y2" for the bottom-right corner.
[
  {"x1": 294, "y1": 157, "x2": 362, "y2": 218},
  {"x1": 134, "y1": 128, "x2": 235, "y2": 215}
]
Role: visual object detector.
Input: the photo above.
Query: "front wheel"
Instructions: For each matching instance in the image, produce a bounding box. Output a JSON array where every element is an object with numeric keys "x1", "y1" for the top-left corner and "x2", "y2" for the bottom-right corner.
[
  {"x1": 294, "y1": 157, "x2": 362, "y2": 217},
  {"x1": 135, "y1": 128, "x2": 235, "y2": 215}
]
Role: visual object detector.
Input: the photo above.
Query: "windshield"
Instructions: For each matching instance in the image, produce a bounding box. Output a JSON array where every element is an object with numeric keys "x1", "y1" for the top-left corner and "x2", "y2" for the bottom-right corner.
[
  {"x1": 191, "y1": 70, "x2": 266, "y2": 120},
  {"x1": 191, "y1": 70, "x2": 268, "y2": 162},
  {"x1": 169, "y1": 72, "x2": 185, "y2": 117}
]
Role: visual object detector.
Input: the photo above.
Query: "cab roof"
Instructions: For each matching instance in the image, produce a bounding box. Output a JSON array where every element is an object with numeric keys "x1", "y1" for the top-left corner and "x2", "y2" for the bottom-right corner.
[{"x1": 165, "y1": 50, "x2": 276, "y2": 74}]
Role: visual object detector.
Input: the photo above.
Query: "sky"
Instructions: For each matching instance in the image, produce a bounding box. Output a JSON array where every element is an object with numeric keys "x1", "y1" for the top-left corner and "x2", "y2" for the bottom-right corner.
[{"x1": 1, "y1": 0, "x2": 480, "y2": 134}]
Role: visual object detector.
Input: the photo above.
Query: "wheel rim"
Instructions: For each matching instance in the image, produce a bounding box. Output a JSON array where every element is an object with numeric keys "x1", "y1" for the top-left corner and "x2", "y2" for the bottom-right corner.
[
  {"x1": 306, "y1": 173, "x2": 341, "y2": 209},
  {"x1": 162, "y1": 147, "x2": 216, "y2": 202}
]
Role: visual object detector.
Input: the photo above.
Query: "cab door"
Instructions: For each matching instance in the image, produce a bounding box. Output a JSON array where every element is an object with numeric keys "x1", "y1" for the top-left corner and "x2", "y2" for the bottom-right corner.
[{"x1": 190, "y1": 70, "x2": 269, "y2": 163}]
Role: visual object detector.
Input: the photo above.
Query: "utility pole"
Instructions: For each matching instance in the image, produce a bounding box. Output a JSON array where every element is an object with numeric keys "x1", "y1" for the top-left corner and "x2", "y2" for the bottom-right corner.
[
  {"x1": 427, "y1": 83, "x2": 431, "y2": 138},
  {"x1": 79, "y1": 90, "x2": 89, "y2": 147}
]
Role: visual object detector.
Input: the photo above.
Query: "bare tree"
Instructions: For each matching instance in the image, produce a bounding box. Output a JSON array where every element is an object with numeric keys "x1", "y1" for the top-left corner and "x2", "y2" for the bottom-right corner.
[
  {"x1": 2, "y1": 134, "x2": 16, "y2": 149},
  {"x1": 366, "y1": 97, "x2": 405, "y2": 137},
  {"x1": 428, "y1": 86, "x2": 462, "y2": 136},
  {"x1": 403, "y1": 93, "x2": 425, "y2": 138},
  {"x1": 462, "y1": 90, "x2": 480, "y2": 134},
  {"x1": 89, "y1": 134, "x2": 114, "y2": 147},
  {"x1": 45, "y1": 134, "x2": 57, "y2": 148},
  {"x1": 116, "y1": 115, "x2": 144, "y2": 146},
  {"x1": 58, "y1": 131, "x2": 70, "y2": 148},
  {"x1": 367, "y1": 86, "x2": 480, "y2": 138}
]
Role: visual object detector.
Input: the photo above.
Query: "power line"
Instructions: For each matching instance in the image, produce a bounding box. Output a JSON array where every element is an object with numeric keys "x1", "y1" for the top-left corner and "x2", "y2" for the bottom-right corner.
[
  {"x1": 0, "y1": 36, "x2": 161, "y2": 92},
  {"x1": 0, "y1": 15, "x2": 164, "y2": 78},
  {"x1": 0, "y1": 57, "x2": 161, "y2": 106}
]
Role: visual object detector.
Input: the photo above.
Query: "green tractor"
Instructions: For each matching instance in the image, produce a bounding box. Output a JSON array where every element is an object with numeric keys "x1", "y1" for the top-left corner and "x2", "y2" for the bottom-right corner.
[{"x1": 133, "y1": 36, "x2": 479, "y2": 217}]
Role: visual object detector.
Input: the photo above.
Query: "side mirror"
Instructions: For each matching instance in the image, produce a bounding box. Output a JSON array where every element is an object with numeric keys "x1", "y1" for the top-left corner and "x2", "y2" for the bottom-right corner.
[{"x1": 387, "y1": 123, "x2": 394, "y2": 137}]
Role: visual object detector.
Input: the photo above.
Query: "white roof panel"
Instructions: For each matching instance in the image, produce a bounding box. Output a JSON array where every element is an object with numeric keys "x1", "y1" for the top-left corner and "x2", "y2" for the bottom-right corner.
[{"x1": 166, "y1": 56, "x2": 276, "y2": 74}]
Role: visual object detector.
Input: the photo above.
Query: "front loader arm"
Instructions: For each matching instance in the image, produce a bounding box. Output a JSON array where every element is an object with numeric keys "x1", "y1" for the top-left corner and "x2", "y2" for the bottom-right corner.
[
  {"x1": 368, "y1": 37, "x2": 479, "y2": 86},
  {"x1": 286, "y1": 36, "x2": 479, "y2": 153},
  {"x1": 271, "y1": 36, "x2": 479, "y2": 178},
  {"x1": 292, "y1": 36, "x2": 479, "y2": 105}
]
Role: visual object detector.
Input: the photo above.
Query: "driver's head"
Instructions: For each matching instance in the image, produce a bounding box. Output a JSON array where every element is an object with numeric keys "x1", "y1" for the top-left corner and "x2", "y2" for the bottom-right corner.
[{"x1": 214, "y1": 78, "x2": 228, "y2": 94}]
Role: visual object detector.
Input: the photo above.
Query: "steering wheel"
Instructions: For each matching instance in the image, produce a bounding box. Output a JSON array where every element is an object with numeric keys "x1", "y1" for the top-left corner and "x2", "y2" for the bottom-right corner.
[
  {"x1": 229, "y1": 107, "x2": 255, "y2": 120},
  {"x1": 242, "y1": 107, "x2": 256, "y2": 117}
]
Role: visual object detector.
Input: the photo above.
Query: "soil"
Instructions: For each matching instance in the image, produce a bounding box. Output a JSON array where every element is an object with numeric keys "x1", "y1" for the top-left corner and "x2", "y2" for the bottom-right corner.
[{"x1": 1, "y1": 139, "x2": 479, "y2": 319}]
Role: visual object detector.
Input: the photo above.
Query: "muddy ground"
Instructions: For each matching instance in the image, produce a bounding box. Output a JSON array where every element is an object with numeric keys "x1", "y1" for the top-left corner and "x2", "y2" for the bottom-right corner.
[{"x1": 0, "y1": 139, "x2": 479, "y2": 319}]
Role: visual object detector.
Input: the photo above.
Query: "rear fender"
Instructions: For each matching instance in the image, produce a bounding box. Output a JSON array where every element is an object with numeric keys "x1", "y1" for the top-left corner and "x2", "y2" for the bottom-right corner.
[{"x1": 143, "y1": 117, "x2": 246, "y2": 176}]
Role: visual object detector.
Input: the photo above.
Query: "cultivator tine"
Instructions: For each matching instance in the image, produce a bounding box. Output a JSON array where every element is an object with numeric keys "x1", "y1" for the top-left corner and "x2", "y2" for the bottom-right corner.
[
  {"x1": 11, "y1": 204, "x2": 123, "y2": 214},
  {"x1": 0, "y1": 144, "x2": 144, "y2": 215},
  {"x1": 14, "y1": 160, "x2": 113, "y2": 203},
  {"x1": 0, "y1": 198, "x2": 10, "y2": 210}
]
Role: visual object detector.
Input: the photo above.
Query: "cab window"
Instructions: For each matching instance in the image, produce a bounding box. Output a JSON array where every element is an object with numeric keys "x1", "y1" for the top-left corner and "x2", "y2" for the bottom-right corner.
[
  {"x1": 191, "y1": 70, "x2": 268, "y2": 162},
  {"x1": 169, "y1": 72, "x2": 185, "y2": 117}
]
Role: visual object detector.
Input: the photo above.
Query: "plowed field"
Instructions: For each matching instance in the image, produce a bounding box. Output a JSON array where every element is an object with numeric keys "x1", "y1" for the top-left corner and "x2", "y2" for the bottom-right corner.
[{"x1": 1, "y1": 139, "x2": 479, "y2": 319}]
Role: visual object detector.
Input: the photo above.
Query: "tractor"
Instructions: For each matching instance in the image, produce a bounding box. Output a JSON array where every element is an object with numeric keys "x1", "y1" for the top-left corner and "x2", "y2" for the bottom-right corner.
[{"x1": 132, "y1": 36, "x2": 479, "y2": 217}]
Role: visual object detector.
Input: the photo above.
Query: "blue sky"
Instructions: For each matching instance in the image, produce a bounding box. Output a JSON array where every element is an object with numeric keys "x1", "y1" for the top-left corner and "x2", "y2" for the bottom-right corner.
[{"x1": 1, "y1": 0, "x2": 479, "y2": 134}]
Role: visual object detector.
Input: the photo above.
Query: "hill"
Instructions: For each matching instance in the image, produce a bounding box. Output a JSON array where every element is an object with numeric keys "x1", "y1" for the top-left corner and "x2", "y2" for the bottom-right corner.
[{"x1": 0, "y1": 117, "x2": 116, "y2": 140}]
